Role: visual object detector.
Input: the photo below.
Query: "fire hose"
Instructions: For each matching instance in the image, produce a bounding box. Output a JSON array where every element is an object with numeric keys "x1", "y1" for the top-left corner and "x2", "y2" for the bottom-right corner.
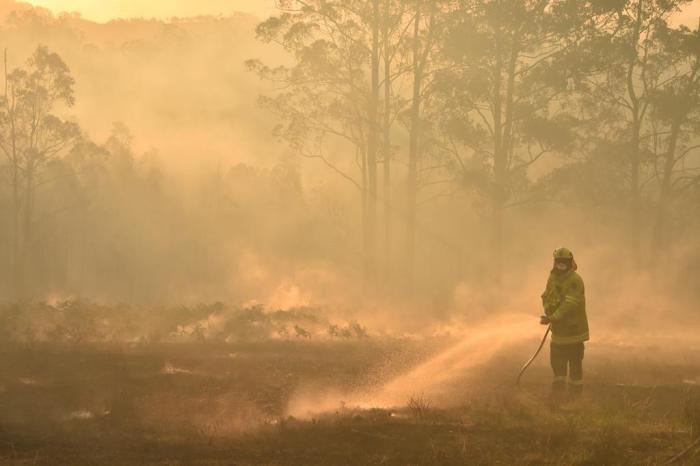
[{"x1": 516, "y1": 324, "x2": 551, "y2": 386}]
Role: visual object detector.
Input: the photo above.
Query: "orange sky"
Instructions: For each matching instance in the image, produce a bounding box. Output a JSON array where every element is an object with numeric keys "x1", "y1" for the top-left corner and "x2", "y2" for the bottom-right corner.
[
  {"x1": 20, "y1": 1, "x2": 700, "y2": 25},
  {"x1": 15, "y1": 0, "x2": 700, "y2": 28},
  {"x1": 23, "y1": 0, "x2": 277, "y2": 22},
  {"x1": 676, "y1": 1, "x2": 700, "y2": 26}
]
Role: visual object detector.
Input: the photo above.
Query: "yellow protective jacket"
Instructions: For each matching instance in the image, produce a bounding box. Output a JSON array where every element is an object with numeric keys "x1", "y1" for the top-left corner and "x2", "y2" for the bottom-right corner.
[{"x1": 541, "y1": 269, "x2": 589, "y2": 345}]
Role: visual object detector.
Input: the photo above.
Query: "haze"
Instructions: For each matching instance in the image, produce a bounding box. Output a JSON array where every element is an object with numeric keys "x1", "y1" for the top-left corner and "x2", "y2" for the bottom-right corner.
[
  {"x1": 24, "y1": 0, "x2": 700, "y2": 25},
  {"x1": 25, "y1": 0, "x2": 277, "y2": 22},
  {"x1": 1, "y1": 1, "x2": 700, "y2": 464}
]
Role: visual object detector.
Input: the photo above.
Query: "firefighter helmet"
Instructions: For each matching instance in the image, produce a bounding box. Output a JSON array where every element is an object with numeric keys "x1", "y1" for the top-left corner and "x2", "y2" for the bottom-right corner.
[{"x1": 553, "y1": 247, "x2": 574, "y2": 260}]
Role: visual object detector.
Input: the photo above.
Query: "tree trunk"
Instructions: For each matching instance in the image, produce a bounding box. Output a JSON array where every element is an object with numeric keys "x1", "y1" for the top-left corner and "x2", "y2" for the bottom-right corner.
[
  {"x1": 360, "y1": 143, "x2": 370, "y2": 289},
  {"x1": 491, "y1": 17, "x2": 505, "y2": 286},
  {"x1": 11, "y1": 153, "x2": 19, "y2": 299},
  {"x1": 626, "y1": 0, "x2": 644, "y2": 259},
  {"x1": 493, "y1": 31, "x2": 519, "y2": 288},
  {"x1": 21, "y1": 158, "x2": 35, "y2": 299},
  {"x1": 650, "y1": 118, "x2": 681, "y2": 264},
  {"x1": 405, "y1": 1, "x2": 422, "y2": 289},
  {"x1": 629, "y1": 112, "x2": 641, "y2": 256},
  {"x1": 365, "y1": 0, "x2": 380, "y2": 285},
  {"x1": 382, "y1": 0, "x2": 392, "y2": 285},
  {"x1": 6, "y1": 59, "x2": 21, "y2": 301}
]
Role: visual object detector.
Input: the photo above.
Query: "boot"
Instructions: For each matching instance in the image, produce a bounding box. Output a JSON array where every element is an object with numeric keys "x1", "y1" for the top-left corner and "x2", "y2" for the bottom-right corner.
[
  {"x1": 551, "y1": 377, "x2": 567, "y2": 403},
  {"x1": 568, "y1": 380, "x2": 583, "y2": 399}
]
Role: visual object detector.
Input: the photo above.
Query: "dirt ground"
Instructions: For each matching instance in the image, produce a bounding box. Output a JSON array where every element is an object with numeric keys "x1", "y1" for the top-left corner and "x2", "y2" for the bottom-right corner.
[{"x1": 0, "y1": 337, "x2": 698, "y2": 465}]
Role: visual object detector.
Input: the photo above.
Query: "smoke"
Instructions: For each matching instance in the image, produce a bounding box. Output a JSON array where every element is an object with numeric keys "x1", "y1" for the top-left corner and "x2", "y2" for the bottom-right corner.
[
  {"x1": 284, "y1": 256, "x2": 700, "y2": 418},
  {"x1": 286, "y1": 313, "x2": 540, "y2": 417},
  {"x1": 0, "y1": 1, "x2": 698, "y2": 340}
]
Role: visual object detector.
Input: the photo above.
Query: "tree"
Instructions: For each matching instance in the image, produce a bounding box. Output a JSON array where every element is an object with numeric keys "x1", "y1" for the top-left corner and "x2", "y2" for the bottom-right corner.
[
  {"x1": 648, "y1": 19, "x2": 700, "y2": 263},
  {"x1": 436, "y1": 0, "x2": 594, "y2": 283},
  {"x1": 576, "y1": 0, "x2": 692, "y2": 258},
  {"x1": 404, "y1": 0, "x2": 440, "y2": 287},
  {"x1": 249, "y1": 0, "x2": 404, "y2": 288},
  {"x1": 0, "y1": 46, "x2": 79, "y2": 298},
  {"x1": 379, "y1": 0, "x2": 410, "y2": 283}
]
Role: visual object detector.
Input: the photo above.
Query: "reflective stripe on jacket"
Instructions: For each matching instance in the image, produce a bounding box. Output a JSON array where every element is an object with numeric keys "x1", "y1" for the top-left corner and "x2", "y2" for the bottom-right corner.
[{"x1": 541, "y1": 269, "x2": 589, "y2": 345}]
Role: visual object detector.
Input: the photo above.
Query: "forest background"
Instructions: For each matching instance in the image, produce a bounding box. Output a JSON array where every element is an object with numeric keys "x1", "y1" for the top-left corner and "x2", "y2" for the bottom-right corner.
[{"x1": 1, "y1": 0, "x2": 699, "y2": 336}]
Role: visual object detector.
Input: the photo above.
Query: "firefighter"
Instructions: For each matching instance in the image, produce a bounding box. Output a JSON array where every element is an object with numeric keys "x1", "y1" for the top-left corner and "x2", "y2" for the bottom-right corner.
[{"x1": 539, "y1": 247, "x2": 589, "y2": 399}]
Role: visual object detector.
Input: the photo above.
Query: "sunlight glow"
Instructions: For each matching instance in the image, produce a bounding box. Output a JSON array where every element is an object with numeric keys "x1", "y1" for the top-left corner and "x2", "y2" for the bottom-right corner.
[
  {"x1": 20, "y1": 2, "x2": 700, "y2": 27},
  {"x1": 23, "y1": 0, "x2": 277, "y2": 22}
]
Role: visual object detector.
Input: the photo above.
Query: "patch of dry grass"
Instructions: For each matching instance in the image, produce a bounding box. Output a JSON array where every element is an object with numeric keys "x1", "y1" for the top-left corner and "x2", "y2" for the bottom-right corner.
[{"x1": 0, "y1": 339, "x2": 697, "y2": 464}]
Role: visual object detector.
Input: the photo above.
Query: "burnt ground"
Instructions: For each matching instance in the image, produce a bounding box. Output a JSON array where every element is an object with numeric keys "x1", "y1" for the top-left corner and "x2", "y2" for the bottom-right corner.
[{"x1": 0, "y1": 338, "x2": 698, "y2": 465}]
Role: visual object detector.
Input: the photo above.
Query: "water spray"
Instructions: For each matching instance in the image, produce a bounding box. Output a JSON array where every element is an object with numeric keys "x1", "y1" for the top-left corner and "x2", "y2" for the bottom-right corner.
[{"x1": 516, "y1": 324, "x2": 551, "y2": 386}]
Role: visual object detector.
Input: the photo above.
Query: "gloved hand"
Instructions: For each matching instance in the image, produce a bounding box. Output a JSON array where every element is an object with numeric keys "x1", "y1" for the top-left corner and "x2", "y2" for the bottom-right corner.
[{"x1": 540, "y1": 315, "x2": 550, "y2": 325}]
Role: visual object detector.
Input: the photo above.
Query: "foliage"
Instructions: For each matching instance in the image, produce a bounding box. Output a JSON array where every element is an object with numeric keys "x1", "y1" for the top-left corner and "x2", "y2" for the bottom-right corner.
[{"x1": 0, "y1": 301, "x2": 372, "y2": 344}]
